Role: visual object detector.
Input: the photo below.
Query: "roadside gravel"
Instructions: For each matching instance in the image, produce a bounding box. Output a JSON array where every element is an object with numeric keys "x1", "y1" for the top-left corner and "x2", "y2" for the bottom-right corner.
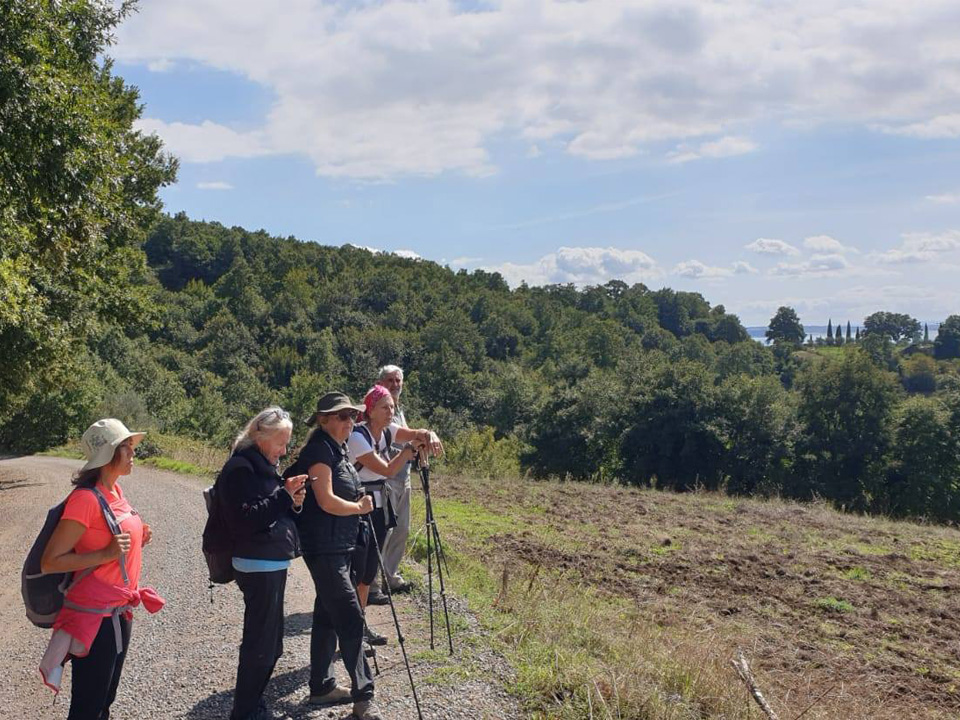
[{"x1": 0, "y1": 455, "x2": 522, "y2": 720}]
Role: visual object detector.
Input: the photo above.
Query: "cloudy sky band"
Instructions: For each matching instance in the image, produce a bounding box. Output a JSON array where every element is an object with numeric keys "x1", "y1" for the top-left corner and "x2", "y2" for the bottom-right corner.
[{"x1": 112, "y1": 0, "x2": 960, "y2": 325}]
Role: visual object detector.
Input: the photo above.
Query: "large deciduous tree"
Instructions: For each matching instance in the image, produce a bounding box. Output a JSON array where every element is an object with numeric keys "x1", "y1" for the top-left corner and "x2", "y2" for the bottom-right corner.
[
  {"x1": 0, "y1": 0, "x2": 177, "y2": 432},
  {"x1": 765, "y1": 306, "x2": 805, "y2": 346},
  {"x1": 887, "y1": 396, "x2": 960, "y2": 521},
  {"x1": 934, "y1": 315, "x2": 960, "y2": 360},
  {"x1": 862, "y1": 311, "x2": 921, "y2": 344},
  {"x1": 793, "y1": 352, "x2": 899, "y2": 508}
]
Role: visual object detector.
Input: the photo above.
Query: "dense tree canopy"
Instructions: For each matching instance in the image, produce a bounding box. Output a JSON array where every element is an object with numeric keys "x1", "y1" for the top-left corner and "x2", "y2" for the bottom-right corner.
[{"x1": 0, "y1": 0, "x2": 177, "y2": 438}]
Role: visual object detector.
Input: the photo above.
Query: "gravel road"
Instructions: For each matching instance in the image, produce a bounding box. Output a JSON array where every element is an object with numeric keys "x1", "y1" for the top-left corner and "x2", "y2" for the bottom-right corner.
[{"x1": 0, "y1": 455, "x2": 521, "y2": 720}]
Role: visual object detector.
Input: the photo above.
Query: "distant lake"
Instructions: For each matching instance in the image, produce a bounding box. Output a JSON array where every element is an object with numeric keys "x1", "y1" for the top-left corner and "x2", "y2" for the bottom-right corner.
[{"x1": 747, "y1": 323, "x2": 940, "y2": 344}]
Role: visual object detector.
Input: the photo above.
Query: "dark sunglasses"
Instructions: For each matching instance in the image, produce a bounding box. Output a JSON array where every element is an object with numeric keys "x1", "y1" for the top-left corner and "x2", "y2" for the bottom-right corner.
[{"x1": 326, "y1": 409, "x2": 358, "y2": 421}]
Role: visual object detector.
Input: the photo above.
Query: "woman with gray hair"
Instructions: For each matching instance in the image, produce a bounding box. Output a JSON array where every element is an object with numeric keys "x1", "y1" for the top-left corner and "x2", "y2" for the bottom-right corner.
[{"x1": 215, "y1": 407, "x2": 308, "y2": 720}]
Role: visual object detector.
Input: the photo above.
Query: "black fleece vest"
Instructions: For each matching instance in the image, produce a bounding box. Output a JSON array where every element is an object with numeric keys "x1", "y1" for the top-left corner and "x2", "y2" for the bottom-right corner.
[{"x1": 286, "y1": 431, "x2": 363, "y2": 555}]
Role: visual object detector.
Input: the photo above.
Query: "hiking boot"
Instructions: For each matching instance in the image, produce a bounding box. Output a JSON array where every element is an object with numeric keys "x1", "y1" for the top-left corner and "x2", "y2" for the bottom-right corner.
[
  {"x1": 389, "y1": 580, "x2": 412, "y2": 594},
  {"x1": 367, "y1": 589, "x2": 389, "y2": 605},
  {"x1": 365, "y1": 627, "x2": 388, "y2": 646},
  {"x1": 352, "y1": 699, "x2": 384, "y2": 720},
  {"x1": 307, "y1": 685, "x2": 351, "y2": 706}
]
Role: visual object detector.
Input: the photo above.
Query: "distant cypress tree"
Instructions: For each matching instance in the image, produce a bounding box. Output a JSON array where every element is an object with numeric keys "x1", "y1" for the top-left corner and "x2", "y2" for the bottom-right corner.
[
  {"x1": 924, "y1": 323, "x2": 930, "y2": 342},
  {"x1": 855, "y1": 327, "x2": 861, "y2": 342},
  {"x1": 836, "y1": 326, "x2": 844, "y2": 346},
  {"x1": 846, "y1": 321, "x2": 852, "y2": 342},
  {"x1": 826, "y1": 319, "x2": 833, "y2": 345}
]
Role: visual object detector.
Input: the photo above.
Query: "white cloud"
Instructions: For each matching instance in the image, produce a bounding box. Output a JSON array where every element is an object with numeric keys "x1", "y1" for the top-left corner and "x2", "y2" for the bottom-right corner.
[
  {"x1": 115, "y1": 1, "x2": 960, "y2": 179},
  {"x1": 872, "y1": 230, "x2": 960, "y2": 264},
  {"x1": 732, "y1": 261, "x2": 759, "y2": 275},
  {"x1": 926, "y1": 192, "x2": 960, "y2": 204},
  {"x1": 667, "y1": 135, "x2": 758, "y2": 164},
  {"x1": 802, "y1": 234, "x2": 858, "y2": 254},
  {"x1": 878, "y1": 114, "x2": 960, "y2": 139},
  {"x1": 147, "y1": 58, "x2": 174, "y2": 73},
  {"x1": 342, "y1": 244, "x2": 423, "y2": 260},
  {"x1": 196, "y1": 181, "x2": 233, "y2": 190},
  {"x1": 745, "y1": 238, "x2": 801, "y2": 256},
  {"x1": 449, "y1": 256, "x2": 483, "y2": 267},
  {"x1": 135, "y1": 119, "x2": 269, "y2": 163},
  {"x1": 489, "y1": 246, "x2": 661, "y2": 287},
  {"x1": 771, "y1": 253, "x2": 850, "y2": 277},
  {"x1": 752, "y1": 285, "x2": 957, "y2": 326},
  {"x1": 344, "y1": 244, "x2": 380, "y2": 254},
  {"x1": 672, "y1": 260, "x2": 737, "y2": 278}
]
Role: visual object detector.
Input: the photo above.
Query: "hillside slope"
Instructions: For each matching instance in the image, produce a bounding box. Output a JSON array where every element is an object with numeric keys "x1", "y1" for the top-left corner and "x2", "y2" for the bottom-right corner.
[{"x1": 424, "y1": 471, "x2": 960, "y2": 719}]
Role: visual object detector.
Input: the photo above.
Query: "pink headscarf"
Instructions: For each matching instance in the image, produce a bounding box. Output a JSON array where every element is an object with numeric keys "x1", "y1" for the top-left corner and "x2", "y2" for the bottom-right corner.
[{"x1": 363, "y1": 384, "x2": 392, "y2": 419}]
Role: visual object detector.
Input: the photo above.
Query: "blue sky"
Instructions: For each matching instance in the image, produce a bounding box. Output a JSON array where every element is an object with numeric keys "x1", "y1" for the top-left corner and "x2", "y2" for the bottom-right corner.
[{"x1": 113, "y1": 0, "x2": 960, "y2": 326}]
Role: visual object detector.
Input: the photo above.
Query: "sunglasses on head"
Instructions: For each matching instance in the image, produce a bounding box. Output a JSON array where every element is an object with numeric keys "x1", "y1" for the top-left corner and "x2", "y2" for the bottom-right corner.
[{"x1": 256, "y1": 408, "x2": 290, "y2": 430}]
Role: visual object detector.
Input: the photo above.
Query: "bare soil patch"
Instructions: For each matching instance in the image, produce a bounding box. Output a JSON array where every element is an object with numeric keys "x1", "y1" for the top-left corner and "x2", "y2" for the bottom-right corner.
[{"x1": 434, "y1": 475, "x2": 960, "y2": 719}]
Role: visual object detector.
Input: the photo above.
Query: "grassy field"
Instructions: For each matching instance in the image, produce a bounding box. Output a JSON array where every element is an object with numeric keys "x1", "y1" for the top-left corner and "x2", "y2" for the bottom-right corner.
[
  {"x1": 410, "y1": 472, "x2": 960, "y2": 719},
  {"x1": 40, "y1": 436, "x2": 960, "y2": 718}
]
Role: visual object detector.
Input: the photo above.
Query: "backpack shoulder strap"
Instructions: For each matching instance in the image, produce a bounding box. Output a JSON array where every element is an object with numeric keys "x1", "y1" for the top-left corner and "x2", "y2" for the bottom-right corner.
[
  {"x1": 85, "y1": 488, "x2": 129, "y2": 586},
  {"x1": 353, "y1": 424, "x2": 376, "y2": 472}
]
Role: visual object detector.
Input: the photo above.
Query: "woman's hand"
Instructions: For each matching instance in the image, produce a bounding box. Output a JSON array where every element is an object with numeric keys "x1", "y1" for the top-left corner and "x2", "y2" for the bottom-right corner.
[
  {"x1": 414, "y1": 430, "x2": 444, "y2": 457},
  {"x1": 285, "y1": 474, "x2": 308, "y2": 507},
  {"x1": 107, "y1": 532, "x2": 132, "y2": 559},
  {"x1": 142, "y1": 523, "x2": 153, "y2": 547},
  {"x1": 356, "y1": 495, "x2": 374, "y2": 515}
]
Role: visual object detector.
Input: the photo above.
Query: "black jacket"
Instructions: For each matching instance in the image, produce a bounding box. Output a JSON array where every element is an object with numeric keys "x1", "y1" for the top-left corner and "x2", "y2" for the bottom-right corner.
[
  {"x1": 284, "y1": 429, "x2": 363, "y2": 555},
  {"x1": 218, "y1": 445, "x2": 300, "y2": 561}
]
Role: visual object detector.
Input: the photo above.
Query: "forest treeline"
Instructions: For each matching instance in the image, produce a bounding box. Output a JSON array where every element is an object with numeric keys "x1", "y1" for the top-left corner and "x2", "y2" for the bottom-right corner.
[
  {"x1": 5, "y1": 211, "x2": 960, "y2": 522},
  {"x1": 2, "y1": 0, "x2": 959, "y2": 523}
]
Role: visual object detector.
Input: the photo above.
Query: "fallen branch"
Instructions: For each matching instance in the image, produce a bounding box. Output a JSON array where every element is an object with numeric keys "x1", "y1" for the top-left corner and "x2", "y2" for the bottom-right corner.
[{"x1": 731, "y1": 649, "x2": 780, "y2": 720}]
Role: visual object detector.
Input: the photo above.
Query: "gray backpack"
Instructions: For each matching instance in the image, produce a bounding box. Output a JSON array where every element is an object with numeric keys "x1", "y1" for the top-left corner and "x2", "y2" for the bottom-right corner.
[{"x1": 21, "y1": 488, "x2": 127, "y2": 628}]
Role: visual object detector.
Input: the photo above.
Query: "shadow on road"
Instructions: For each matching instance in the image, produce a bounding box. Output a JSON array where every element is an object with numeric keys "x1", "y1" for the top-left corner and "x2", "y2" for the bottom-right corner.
[
  {"x1": 284, "y1": 611, "x2": 313, "y2": 638},
  {"x1": 0, "y1": 477, "x2": 43, "y2": 491},
  {"x1": 184, "y1": 666, "x2": 354, "y2": 719}
]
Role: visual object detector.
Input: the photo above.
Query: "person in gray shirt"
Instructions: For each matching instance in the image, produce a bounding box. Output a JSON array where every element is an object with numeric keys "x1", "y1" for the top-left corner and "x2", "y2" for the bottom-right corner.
[{"x1": 368, "y1": 365, "x2": 442, "y2": 604}]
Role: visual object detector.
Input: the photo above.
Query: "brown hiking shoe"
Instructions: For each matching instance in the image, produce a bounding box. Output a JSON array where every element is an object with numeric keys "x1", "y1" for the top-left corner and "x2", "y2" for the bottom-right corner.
[
  {"x1": 352, "y1": 698, "x2": 384, "y2": 720},
  {"x1": 307, "y1": 685, "x2": 351, "y2": 706}
]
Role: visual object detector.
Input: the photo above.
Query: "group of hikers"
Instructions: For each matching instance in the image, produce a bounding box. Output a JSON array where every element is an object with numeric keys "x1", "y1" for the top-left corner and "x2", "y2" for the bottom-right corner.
[{"x1": 35, "y1": 364, "x2": 443, "y2": 720}]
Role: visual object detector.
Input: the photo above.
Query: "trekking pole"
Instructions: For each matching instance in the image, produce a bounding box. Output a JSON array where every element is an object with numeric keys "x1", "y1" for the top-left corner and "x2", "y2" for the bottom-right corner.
[
  {"x1": 417, "y1": 452, "x2": 454, "y2": 655},
  {"x1": 365, "y1": 513, "x2": 424, "y2": 720},
  {"x1": 361, "y1": 599, "x2": 379, "y2": 676},
  {"x1": 361, "y1": 612, "x2": 381, "y2": 675}
]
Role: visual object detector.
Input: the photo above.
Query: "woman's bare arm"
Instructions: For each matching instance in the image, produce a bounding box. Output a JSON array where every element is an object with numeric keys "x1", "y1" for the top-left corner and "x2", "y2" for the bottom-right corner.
[
  {"x1": 308, "y1": 463, "x2": 372, "y2": 516},
  {"x1": 40, "y1": 519, "x2": 127, "y2": 574},
  {"x1": 354, "y1": 444, "x2": 415, "y2": 478}
]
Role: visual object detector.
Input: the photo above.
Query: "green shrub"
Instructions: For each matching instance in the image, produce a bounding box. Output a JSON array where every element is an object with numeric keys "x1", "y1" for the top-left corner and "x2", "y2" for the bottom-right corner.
[{"x1": 442, "y1": 426, "x2": 525, "y2": 479}]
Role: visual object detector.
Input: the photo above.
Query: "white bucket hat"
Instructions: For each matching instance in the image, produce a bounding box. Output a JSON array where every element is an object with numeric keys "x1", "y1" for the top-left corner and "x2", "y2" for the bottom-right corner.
[{"x1": 79, "y1": 419, "x2": 145, "y2": 472}]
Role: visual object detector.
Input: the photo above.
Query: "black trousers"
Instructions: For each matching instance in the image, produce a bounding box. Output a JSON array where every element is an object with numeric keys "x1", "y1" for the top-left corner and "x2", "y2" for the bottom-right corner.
[
  {"x1": 353, "y1": 512, "x2": 389, "y2": 586},
  {"x1": 68, "y1": 613, "x2": 132, "y2": 720},
  {"x1": 231, "y1": 569, "x2": 287, "y2": 720},
  {"x1": 302, "y1": 553, "x2": 374, "y2": 701}
]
